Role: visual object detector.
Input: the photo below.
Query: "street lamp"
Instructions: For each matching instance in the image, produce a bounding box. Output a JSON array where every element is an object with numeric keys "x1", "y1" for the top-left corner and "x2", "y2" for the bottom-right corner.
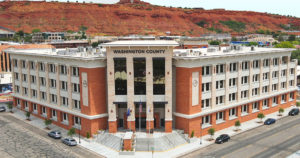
[{"x1": 79, "y1": 128, "x2": 81, "y2": 144}]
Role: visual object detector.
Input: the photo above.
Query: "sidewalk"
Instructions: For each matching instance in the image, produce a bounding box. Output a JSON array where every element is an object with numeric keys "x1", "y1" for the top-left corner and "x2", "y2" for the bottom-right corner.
[{"x1": 10, "y1": 105, "x2": 296, "y2": 158}]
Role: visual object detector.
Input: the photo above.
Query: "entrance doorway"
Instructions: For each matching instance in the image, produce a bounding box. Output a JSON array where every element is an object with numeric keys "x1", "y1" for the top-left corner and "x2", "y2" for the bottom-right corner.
[{"x1": 135, "y1": 117, "x2": 146, "y2": 128}]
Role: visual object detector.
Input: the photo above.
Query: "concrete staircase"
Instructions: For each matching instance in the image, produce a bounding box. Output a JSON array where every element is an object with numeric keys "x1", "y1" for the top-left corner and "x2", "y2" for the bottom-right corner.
[
  {"x1": 95, "y1": 133, "x2": 122, "y2": 151},
  {"x1": 135, "y1": 132, "x2": 188, "y2": 151}
]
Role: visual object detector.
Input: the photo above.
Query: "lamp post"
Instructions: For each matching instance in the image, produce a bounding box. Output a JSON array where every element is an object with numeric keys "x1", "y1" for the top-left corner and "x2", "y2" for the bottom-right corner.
[
  {"x1": 200, "y1": 123, "x2": 202, "y2": 145},
  {"x1": 79, "y1": 128, "x2": 81, "y2": 144}
]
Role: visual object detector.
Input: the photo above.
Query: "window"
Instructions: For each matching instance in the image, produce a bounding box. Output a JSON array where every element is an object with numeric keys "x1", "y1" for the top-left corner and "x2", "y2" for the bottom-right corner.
[
  {"x1": 272, "y1": 97, "x2": 278, "y2": 105},
  {"x1": 23, "y1": 87, "x2": 28, "y2": 95},
  {"x1": 73, "y1": 83, "x2": 80, "y2": 93},
  {"x1": 282, "y1": 56, "x2": 288, "y2": 64},
  {"x1": 30, "y1": 61, "x2": 35, "y2": 70},
  {"x1": 242, "y1": 61, "x2": 249, "y2": 70},
  {"x1": 241, "y1": 76, "x2": 249, "y2": 84},
  {"x1": 22, "y1": 60, "x2": 26, "y2": 69},
  {"x1": 229, "y1": 93, "x2": 237, "y2": 102},
  {"x1": 32, "y1": 89, "x2": 37, "y2": 98},
  {"x1": 201, "y1": 99, "x2": 211, "y2": 109},
  {"x1": 39, "y1": 63, "x2": 45, "y2": 71},
  {"x1": 24, "y1": 101, "x2": 28, "y2": 109},
  {"x1": 229, "y1": 78, "x2": 237, "y2": 87},
  {"x1": 15, "y1": 73, "x2": 19, "y2": 80},
  {"x1": 216, "y1": 80, "x2": 225, "y2": 89},
  {"x1": 289, "y1": 80, "x2": 294, "y2": 87},
  {"x1": 290, "y1": 68, "x2": 295, "y2": 75},
  {"x1": 281, "y1": 95, "x2": 286, "y2": 103},
  {"x1": 272, "y1": 71, "x2": 279, "y2": 78},
  {"x1": 272, "y1": 84, "x2": 278, "y2": 91},
  {"x1": 22, "y1": 74, "x2": 27, "y2": 82},
  {"x1": 263, "y1": 99, "x2": 269, "y2": 108},
  {"x1": 253, "y1": 60, "x2": 260, "y2": 69},
  {"x1": 49, "y1": 64, "x2": 56, "y2": 73},
  {"x1": 252, "y1": 102, "x2": 259, "y2": 111},
  {"x1": 262, "y1": 86, "x2": 269, "y2": 93},
  {"x1": 15, "y1": 85, "x2": 20, "y2": 93},
  {"x1": 30, "y1": 75, "x2": 36, "y2": 84},
  {"x1": 263, "y1": 59, "x2": 270, "y2": 67},
  {"x1": 216, "y1": 112, "x2": 224, "y2": 121},
  {"x1": 74, "y1": 117, "x2": 81, "y2": 126},
  {"x1": 61, "y1": 81, "x2": 68, "y2": 91},
  {"x1": 290, "y1": 92, "x2": 294, "y2": 100},
  {"x1": 60, "y1": 65, "x2": 67, "y2": 75},
  {"x1": 273, "y1": 58, "x2": 279, "y2": 66},
  {"x1": 73, "y1": 99, "x2": 81, "y2": 110},
  {"x1": 50, "y1": 79, "x2": 56, "y2": 88},
  {"x1": 51, "y1": 94, "x2": 57, "y2": 103},
  {"x1": 63, "y1": 113, "x2": 68, "y2": 122},
  {"x1": 230, "y1": 63, "x2": 237, "y2": 72},
  {"x1": 17, "y1": 99, "x2": 20, "y2": 107},
  {"x1": 229, "y1": 108, "x2": 237, "y2": 117},
  {"x1": 253, "y1": 74, "x2": 259, "y2": 82},
  {"x1": 241, "y1": 105, "x2": 248, "y2": 114},
  {"x1": 33, "y1": 104, "x2": 37, "y2": 112},
  {"x1": 40, "y1": 77, "x2": 46, "y2": 86},
  {"x1": 52, "y1": 110, "x2": 56, "y2": 118},
  {"x1": 202, "y1": 66, "x2": 212, "y2": 76},
  {"x1": 42, "y1": 106, "x2": 46, "y2": 115},
  {"x1": 61, "y1": 97, "x2": 68, "y2": 106},
  {"x1": 252, "y1": 88, "x2": 259, "y2": 96},
  {"x1": 241, "y1": 90, "x2": 248, "y2": 99},
  {"x1": 281, "y1": 82, "x2": 286, "y2": 89},
  {"x1": 72, "y1": 67, "x2": 79, "y2": 76},
  {"x1": 216, "y1": 96, "x2": 224, "y2": 105},
  {"x1": 263, "y1": 73, "x2": 269, "y2": 80},
  {"x1": 14, "y1": 59, "x2": 18, "y2": 67},
  {"x1": 41, "y1": 91, "x2": 47, "y2": 100},
  {"x1": 281, "y1": 69, "x2": 286, "y2": 77},
  {"x1": 202, "y1": 115, "x2": 211, "y2": 125},
  {"x1": 216, "y1": 64, "x2": 225, "y2": 74}
]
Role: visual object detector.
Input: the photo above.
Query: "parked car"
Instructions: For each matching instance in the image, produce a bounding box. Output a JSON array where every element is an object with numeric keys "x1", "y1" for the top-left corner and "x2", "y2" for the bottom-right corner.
[
  {"x1": 48, "y1": 130, "x2": 62, "y2": 139},
  {"x1": 264, "y1": 118, "x2": 276, "y2": 125},
  {"x1": 215, "y1": 134, "x2": 230, "y2": 144},
  {"x1": 0, "y1": 106, "x2": 6, "y2": 112},
  {"x1": 288, "y1": 108, "x2": 299, "y2": 116},
  {"x1": 62, "y1": 138, "x2": 77, "y2": 146}
]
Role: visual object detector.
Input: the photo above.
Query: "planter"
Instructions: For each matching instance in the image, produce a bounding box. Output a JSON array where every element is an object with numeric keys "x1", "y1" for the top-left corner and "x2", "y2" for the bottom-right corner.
[
  {"x1": 84, "y1": 138, "x2": 92, "y2": 142},
  {"x1": 207, "y1": 138, "x2": 214, "y2": 141},
  {"x1": 234, "y1": 129, "x2": 242, "y2": 132},
  {"x1": 26, "y1": 118, "x2": 31, "y2": 121},
  {"x1": 190, "y1": 137, "x2": 198, "y2": 143}
]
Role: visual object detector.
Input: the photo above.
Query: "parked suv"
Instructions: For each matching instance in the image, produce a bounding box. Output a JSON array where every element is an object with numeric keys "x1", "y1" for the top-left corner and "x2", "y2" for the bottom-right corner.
[
  {"x1": 288, "y1": 108, "x2": 299, "y2": 116},
  {"x1": 215, "y1": 134, "x2": 230, "y2": 144},
  {"x1": 264, "y1": 118, "x2": 276, "y2": 125}
]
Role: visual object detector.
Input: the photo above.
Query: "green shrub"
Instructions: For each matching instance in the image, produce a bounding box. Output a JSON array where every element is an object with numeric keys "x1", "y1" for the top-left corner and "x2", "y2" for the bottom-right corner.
[
  {"x1": 98, "y1": 4, "x2": 103, "y2": 7},
  {"x1": 297, "y1": 102, "x2": 300, "y2": 107},
  {"x1": 86, "y1": 132, "x2": 90, "y2": 138},
  {"x1": 257, "y1": 113, "x2": 265, "y2": 122},
  {"x1": 191, "y1": 130, "x2": 194, "y2": 138},
  {"x1": 219, "y1": 20, "x2": 245, "y2": 32},
  {"x1": 208, "y1": 128, "x2": 215, "y2": 139},
  {"x1": 68, "y1": 128, "x2": 76, "y2": 138},
  {"x1": 279, "y1": 108, "x2": 284, "y2": 114},
  {"x1": 235, "y1": 120, "x2": 241, "y2": 129},
  {"x1": 209, "y1": 40, "x2": 220, "y2": 45}
]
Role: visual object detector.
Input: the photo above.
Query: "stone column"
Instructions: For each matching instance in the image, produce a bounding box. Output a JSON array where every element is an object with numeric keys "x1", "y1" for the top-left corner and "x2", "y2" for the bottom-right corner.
[
  {"x1": 18, "y1": 60, "x2": 23, "y2": 96},
  {"x1": 165, "y1": 56, "x2": 172, "y2": 133},
  {"x1": 225, "y1": 63, "x2": 230, "y2": 105},
  {"x1": 294, "y1": 59, "x2": 298, "y2": 87},
  {"x1": 146, "y1": 57, "x2": 154, "y2": 132},
  {"x1": 211, "y1": 64, "x2": 216, "y2": 108},
  {"x1": 237, "y1": 62, "x2": 242, "y2": 101},
  {"x1": 249, "y1": 60, "x2": 253, "y2": 99},
  {"x1": 67, "y1": 65, "x2": 72, "y2": 110},
  {"x1": 27, "y1": 60, "x2": 31, "y2": 98},
  {"x1": 278, "y1": 58, "x2": 282, "y2": 90},
  {"x1": 259, "y1": 59, "x2": 263, "y2": 96},
  {"x1": 286, "y1": 56, "x2": 290, "y2": 90},
  {"x1": 55, "y1": 64, "x2": 61, "y2": 106},
  {"x1": 35, "y1": 61, "x2": 40, "y2": 101},
  {"x1": 269, "y1": 58, "x2": 273, "y2": 93},
  {"x1": 127, "y1": 56, "x2": 135, "y2": 131},
  {"x1": 45, "y1": 62, "x2": 50, "y2": 104},
  {"x1": 107, "y1": 56, "x2": 117, "y2": 133}
]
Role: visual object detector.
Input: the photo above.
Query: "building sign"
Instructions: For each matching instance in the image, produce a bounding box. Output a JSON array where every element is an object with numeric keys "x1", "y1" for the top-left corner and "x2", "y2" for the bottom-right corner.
[
  {"x1": 81, "y1": 72, "x2": 89, "y2": 106},
  {"x1": 113, "y1": 49, "x2": 165, "y2": 54}
]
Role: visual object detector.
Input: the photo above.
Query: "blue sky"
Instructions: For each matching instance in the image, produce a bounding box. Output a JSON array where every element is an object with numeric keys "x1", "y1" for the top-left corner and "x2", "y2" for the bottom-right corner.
[{"x1": 100, "y1": 0, "x2": 299, "y2": 17}]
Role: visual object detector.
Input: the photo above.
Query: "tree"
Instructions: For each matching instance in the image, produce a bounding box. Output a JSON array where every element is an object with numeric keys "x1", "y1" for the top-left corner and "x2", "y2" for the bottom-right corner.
[
  {"x1": 296, "y1": 102, "x2": 300, "y2": 108},
  {"x1": 208, "y1": 128, "x2": 215, "y2": 140},
  {"x1": 257, "y1": 113, "x2": 265, "y2": 123},
  {"x1": 25, "y1": 111, "x2": 31, "y2": 120},
  {"x1": 68, "y1": 128, "x2": 76, "y2": 138},
  {"x1": 191, "y1": 130, "x2": 194, "y2": 138},
  {"x1": 291, "y1": 50, "x2": 300, "y2": 65},
  {"x1": 32, "y1": 28, "x2": 41, "y2": 34},
  {"x1": 235, "y1": 120, "x2": 241, "y2": 131},
  {"x1": 278, "y1": 108, "x2": 284, "y2": 116},
  {"x1": 44, "y1": 119, "x2": 52, "y2": 130},
  {"x1": 274, "y1": 41, "x2": 295, "y2": 48},
  {"x1": 231, "y1": 37, "x2": 238, "y2": 42},
  {"x1": 7, "y1": 102, "x2": 13, "y2": 113},
  {"x1": 209, "y1": 40, "x2": 220, "y2": 45}
]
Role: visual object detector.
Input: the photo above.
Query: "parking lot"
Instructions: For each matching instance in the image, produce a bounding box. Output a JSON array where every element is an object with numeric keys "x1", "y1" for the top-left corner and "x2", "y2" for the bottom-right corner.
[{"x1": 0, "y1": 112, "x2": 101, "y2": 158}]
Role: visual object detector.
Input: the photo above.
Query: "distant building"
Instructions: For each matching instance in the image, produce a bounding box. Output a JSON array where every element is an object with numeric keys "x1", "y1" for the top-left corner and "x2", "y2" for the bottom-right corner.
[
  {"x1": 0, "y1": 26, "x2": 15, "y2": 39},
  {"x1": 179, "y1": 40, "x2": 208, "y2": 49},
  {"x1": 32, "y1": 32, "x2": 65, "y2": 43},
  {"x1": 200, "y1": 33, "x2": 231, "y2": 41},
  {"x1": 48, "y1": 40, "x2": 89, "y2": 48}
]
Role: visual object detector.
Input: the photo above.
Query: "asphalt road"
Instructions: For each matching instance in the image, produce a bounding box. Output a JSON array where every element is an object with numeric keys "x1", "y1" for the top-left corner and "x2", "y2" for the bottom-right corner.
[
  {"x1": 0, "y1": 112, "x2": 103, "y2": 158},
  {"x1": 181, "y1": 114, "x2": 300, "y2": 158}
]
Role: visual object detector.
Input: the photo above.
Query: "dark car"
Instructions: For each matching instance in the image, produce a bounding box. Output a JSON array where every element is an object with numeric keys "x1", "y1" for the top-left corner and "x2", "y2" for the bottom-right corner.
[
  {"x1": 48, "y1": 130, "x2": 62, "y2": 139},
  {"x1": 215, "y1": 134, "x2": 230, "y2": 144},
  {"x1": 0, "y1": 106, "x2": 6, "y2": 112},
  {"x1": 264, "y1": 118, "x2": 276, "y2": 125},
  {"x1": 288, "y1": 108, "x2": 299, "y2": 116},
  {"x1": 62, "y1": 138, "x2": 77, "y2": 146}
]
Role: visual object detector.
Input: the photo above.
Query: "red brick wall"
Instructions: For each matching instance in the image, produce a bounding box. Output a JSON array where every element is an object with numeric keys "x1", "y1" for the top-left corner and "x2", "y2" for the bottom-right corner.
[{"x1": 79, "y1": 67, "x2": 107, "y2": 116}]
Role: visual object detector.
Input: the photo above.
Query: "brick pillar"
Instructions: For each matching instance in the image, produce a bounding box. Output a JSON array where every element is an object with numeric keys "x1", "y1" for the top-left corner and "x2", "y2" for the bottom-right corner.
[
  {"x1": 258, "y1": 100, "x2": 262, "y2": 111},
  {"x1": 237, "y1": 106, "x2": 241, "y2": 117},
  {"x1": 269, "y1": 98, "x2": 272, "y2": 107},
  {"x1": 47, "y1": 108, "x2": 51, "y2": 119},
  {"x1": 21, "y1": 100, "x2": 25, "y2": 110},
  {"x1": 224, "y1": 110, "x2": 229, "y2": 121},
  {"x1": 146, "y1": 120, "x2": 154, "y2": 132},
  {"x1": 248, "y1": 103, "x2": 252, "y2": 113},
  {"x1": 109, "y1": 121, "x2": 117, "y2": 133},
  {"x1": 165, "y1": 120, "x2": 172, "y2": 133},
  {"x1": 28, "y1": 102, "x2": 33, "y2": 113},
  {"x1": 211, "y1": 113, "x2": 216, "y2": 126},
  {"x1": 13, "y1": 98, "x2": 17, "y2": 107},
  {"x1": 127, "y1": 121, "x2": 136, "y2": 132},
  {"x1": 38, "y1": 105, "x2": 42, "y2": 115},
  {"x1": 278, "y1": 95, "x2": 281, "y2": 105},
  {"x1": 57, "y1": 111, "x2": 62, "y2": 122},
  {"x1": 68, "y1": 114, "x2": 74, "y2": 128}
]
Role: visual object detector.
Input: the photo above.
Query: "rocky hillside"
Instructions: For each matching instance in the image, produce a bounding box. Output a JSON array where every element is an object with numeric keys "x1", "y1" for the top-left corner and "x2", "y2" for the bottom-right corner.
[{"x1": 0, "y1": 1, "x2": 299, "y2": 36}]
